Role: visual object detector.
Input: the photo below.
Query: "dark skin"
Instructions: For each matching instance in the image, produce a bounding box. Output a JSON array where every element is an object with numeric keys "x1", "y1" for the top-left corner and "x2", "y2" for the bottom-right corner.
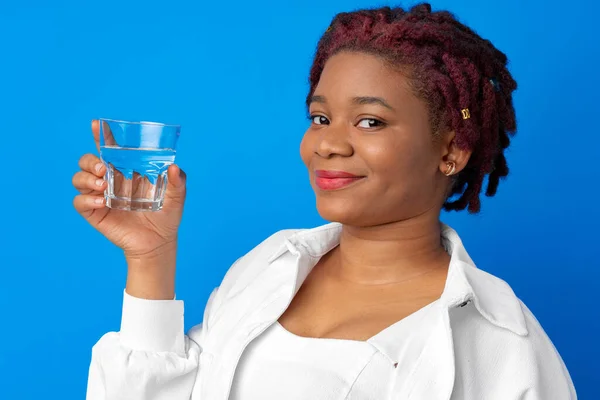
[{"x1": 278, "y1": 51, "x2": 472, "y2": 341}]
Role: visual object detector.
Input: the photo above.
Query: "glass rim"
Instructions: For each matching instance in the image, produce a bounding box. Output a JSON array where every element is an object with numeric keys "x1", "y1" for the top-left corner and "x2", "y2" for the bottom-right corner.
[{"x1": 99, "y1": 118, "x2": 181, "y2": 129}]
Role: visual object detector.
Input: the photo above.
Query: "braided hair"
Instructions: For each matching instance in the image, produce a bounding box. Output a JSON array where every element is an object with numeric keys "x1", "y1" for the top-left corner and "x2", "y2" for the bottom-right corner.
[{"x1": 307, "y1": 3, "x2": 517, "y2": 213}]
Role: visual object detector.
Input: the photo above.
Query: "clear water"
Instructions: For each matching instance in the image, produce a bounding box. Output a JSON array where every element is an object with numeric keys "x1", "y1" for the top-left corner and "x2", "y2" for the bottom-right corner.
[{"x1": 100, "y1": 146, "x2": 175, "y2": 184}]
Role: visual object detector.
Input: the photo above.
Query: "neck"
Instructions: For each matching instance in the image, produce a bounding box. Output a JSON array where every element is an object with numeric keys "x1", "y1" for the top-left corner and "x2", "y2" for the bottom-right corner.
[{"x1": 330, "y1": 213, "x2": 450, "y2": 285}]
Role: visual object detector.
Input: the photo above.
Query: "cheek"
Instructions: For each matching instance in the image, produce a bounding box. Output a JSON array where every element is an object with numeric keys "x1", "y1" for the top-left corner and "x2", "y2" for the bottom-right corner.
[{"x1": 362, "y1": 135, "x2": 436, "y2": 184}]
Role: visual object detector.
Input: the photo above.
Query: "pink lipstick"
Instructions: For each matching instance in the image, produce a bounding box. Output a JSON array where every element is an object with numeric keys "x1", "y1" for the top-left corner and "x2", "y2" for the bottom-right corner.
[{"x1": 314, "y1": 170, "x2": 365, "y2": 190}]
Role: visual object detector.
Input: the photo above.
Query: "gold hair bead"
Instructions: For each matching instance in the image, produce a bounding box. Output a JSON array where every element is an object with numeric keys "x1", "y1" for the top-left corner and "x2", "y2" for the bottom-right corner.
[{"x1": 461, "y1": 108, "x2": 471, "y2": 120}]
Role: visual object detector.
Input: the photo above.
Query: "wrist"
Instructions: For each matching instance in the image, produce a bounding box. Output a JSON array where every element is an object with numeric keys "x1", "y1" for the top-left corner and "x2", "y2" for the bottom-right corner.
[
  {"x1": 125, "y1": 241, "x2": 178, "y2": 300},
  {"x1": 124, "y1": 239, "x2": 178, "y2": 262}
]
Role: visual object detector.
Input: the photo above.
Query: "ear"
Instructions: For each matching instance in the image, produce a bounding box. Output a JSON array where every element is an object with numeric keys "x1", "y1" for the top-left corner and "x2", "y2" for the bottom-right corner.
[{"x1": 438, "y1": 131, "x2": 472, "y2": 175}]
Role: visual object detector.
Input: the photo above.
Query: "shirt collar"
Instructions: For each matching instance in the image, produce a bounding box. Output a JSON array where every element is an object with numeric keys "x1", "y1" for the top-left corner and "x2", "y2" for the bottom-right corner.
[{"x1": 267, "y1": 222, "x2": 528, "y2": 338}]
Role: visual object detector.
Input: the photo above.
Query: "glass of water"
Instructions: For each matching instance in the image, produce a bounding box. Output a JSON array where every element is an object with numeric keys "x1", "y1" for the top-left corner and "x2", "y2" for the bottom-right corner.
[{"x1": 98, "y1": 118, "x2": 180, "y2": 212}]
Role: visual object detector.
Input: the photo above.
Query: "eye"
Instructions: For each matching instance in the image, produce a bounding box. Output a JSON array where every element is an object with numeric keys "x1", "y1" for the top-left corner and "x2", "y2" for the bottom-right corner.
[
  {"x1": 310, "y1": 115, "x2": 330, "y2": 125},
  {"x1": 357, "y1": 118, "x2": 384, "y2": 128}
]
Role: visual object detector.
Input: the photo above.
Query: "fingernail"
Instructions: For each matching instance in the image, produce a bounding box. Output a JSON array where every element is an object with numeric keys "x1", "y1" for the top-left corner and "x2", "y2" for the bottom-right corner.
[
  {"x1": 95, "y1": 179, "x2": 104, "y2": 187},
  {"x1": 94, "y1": 197, "x2": 104, "y2": 204},
  {"x1": 95, "y1": 163, "x2": 103, "y2": 173}
]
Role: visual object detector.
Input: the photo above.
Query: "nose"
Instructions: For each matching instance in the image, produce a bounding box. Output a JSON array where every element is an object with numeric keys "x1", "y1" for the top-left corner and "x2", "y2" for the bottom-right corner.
[{"x1": 315, "y1": 124, "x2": 353, "y2": 158}]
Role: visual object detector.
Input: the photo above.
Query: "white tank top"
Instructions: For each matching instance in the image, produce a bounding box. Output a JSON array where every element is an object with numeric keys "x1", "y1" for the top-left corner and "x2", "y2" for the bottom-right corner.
[{"x1": 230, "y1": 300, "x2": 439, "y2": 399}]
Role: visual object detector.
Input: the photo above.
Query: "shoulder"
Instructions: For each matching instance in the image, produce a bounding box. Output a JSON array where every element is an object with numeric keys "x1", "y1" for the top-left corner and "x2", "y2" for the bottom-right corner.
[
  {"x1": 213, "y1": 227, "x2": 303, "y2": 299},
  {"x1": 192, "y1": 227, "x2": 303, "y2": 338},
  {"x1": 516, "y1": 299, "x2": 577, "y2": 397},
  {"x1": 509, "y1": 298, "x2": 577, "y2": 398},
  {"x1": 451, "y1": 276, "x2": 577, "y2": 398},
  {"x1": 441, "y1": 227, "x2": 577, "y2": 399}
]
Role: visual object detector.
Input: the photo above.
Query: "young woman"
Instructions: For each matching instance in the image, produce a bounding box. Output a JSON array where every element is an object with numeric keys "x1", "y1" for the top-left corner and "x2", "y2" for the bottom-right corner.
[{"x1": 74, "y1": 4, "x2": 576, "y2": 399}]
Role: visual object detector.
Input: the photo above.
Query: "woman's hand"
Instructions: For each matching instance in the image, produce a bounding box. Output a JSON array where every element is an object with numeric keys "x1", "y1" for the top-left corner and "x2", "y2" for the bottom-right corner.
[{"x1": 72, "y1": 120, "x2": 187, "y2": 299}]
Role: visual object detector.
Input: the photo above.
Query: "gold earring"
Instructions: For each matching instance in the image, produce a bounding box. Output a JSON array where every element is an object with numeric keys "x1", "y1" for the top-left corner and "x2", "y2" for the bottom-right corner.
[{"x1": 444, "y1": 161, "x2": 456, "y2": 176}]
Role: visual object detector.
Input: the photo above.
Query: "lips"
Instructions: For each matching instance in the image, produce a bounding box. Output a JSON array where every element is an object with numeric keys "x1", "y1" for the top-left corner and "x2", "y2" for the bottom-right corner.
[{"x1": 314, "y1": 170, "x2": 365, "y2": 190}]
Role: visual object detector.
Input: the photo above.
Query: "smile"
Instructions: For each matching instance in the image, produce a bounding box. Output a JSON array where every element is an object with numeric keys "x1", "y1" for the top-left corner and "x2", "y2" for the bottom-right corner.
[{"x1": 315, "y1": 176, "x2": 365, "y2": 190}]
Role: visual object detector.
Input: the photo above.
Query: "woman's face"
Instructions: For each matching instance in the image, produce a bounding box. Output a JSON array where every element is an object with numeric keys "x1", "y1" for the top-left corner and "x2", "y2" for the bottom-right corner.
[{"x1": 300, "y1": 51, "x2": 452, "y2": 227}]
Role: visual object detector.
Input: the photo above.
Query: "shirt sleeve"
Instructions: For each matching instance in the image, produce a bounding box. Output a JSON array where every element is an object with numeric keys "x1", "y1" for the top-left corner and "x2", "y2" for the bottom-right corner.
[{"x1": 86, "y1": 288, "x2": 219, "y2": 400}]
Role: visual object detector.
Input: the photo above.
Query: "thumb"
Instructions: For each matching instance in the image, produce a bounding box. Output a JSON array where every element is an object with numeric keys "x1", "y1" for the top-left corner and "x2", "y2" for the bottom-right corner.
[{"x1": 163, "y1": 164, "x2": 187, "y2": 209}]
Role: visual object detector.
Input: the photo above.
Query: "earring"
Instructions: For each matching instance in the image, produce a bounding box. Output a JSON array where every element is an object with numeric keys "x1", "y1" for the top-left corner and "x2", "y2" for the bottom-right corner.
[{"x1": 444, "y1": 161, "x2": 456, "y2": 176}]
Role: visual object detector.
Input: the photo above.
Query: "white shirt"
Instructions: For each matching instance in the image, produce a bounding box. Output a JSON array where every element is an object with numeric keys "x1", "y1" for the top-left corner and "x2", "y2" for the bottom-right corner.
[
  {"x1": 230, "y1": 300, "x2": 438, "y2": 400},
  {"x1": 86, "y1": 223, "x2": 577, "y2": 399}
]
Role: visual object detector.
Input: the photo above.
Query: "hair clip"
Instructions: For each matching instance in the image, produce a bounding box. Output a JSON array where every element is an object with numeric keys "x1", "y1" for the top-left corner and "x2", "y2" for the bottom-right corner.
[
  {"x1": 489, "y1": 78, "x2": 501, "y2": 92},
  {"x1": 326, "y1": 25, "x2": 332, "y2": 32},
  {"x1": 461, "y1": 108, "x2": 471, "y2": 120}
]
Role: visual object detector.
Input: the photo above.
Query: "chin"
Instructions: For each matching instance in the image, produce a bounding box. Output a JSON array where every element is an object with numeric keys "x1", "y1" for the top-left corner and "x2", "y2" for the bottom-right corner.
[
  {"x1": 314, "y1": 196, "x2": 368, "y2": 226},
  {"x1": 315, "y1": 194, "x2": 416, "y2": 228}
]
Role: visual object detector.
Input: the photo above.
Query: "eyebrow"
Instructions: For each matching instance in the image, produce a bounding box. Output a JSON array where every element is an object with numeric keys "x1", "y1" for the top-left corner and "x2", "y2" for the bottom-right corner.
[{"x1": 308, "y1": 95, "x2": 395, "y2": 111}]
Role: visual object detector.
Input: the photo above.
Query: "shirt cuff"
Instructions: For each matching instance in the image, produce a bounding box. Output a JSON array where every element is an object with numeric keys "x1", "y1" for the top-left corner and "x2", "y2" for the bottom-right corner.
[{"x1": 120, "y1": 289, "x2": 186, "y2": 355}]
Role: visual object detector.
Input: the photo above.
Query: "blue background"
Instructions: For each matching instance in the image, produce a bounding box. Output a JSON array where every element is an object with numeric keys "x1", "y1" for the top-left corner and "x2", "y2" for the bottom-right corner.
[{"x1": 0, "y1": 0, "x2": 597, "y2": 398}]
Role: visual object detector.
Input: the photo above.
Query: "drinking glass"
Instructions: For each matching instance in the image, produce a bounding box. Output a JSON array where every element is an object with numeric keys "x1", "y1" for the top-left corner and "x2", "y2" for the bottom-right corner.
[{"x1": 98, "y1": 118, "x2": 181, "y2": 212}]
